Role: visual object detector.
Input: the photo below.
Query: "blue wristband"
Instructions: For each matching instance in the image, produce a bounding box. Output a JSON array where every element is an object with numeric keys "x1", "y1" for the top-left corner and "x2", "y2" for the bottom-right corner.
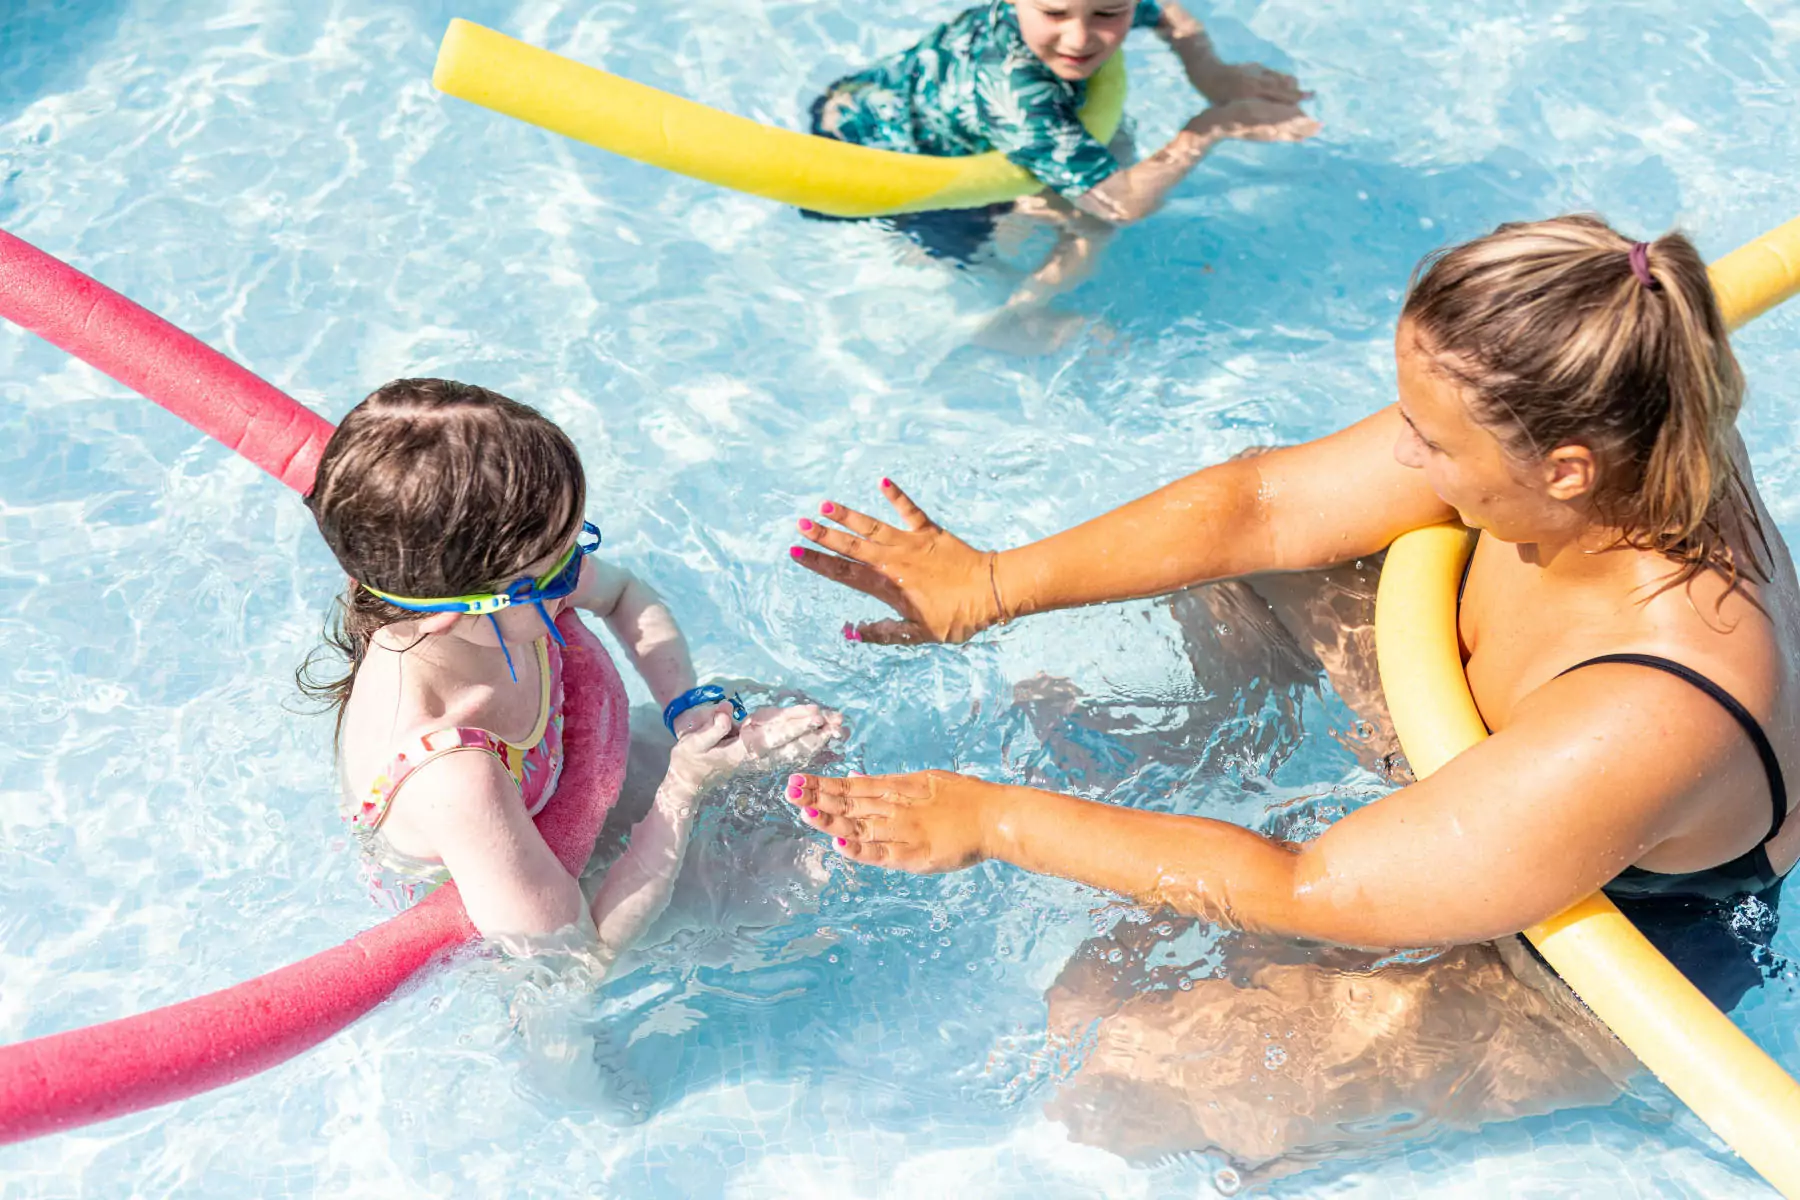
[{"x1": 663, "y1": 685, "x2": 747, "y2": 736}]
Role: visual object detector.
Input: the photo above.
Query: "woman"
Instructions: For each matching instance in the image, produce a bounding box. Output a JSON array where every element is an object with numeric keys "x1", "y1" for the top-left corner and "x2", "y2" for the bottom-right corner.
[{"x1": 783, "y1": 216, "x2": 1796, "y2": 1170}]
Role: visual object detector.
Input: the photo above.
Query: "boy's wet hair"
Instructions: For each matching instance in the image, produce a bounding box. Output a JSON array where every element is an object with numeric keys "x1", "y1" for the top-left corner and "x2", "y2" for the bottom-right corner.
[
  {"x1": 1402, "y1": 213, "x2": 1769, "y2": 595},
  {"x1": 298, "y1": 378, "x2": 586, "y2": 740}
]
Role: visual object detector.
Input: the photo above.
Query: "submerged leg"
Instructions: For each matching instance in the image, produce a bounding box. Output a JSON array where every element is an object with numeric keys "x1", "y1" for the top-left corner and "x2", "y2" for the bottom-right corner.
[{"x1": 1044, "y1": 929, "x2": 1634, "y2": 1179}]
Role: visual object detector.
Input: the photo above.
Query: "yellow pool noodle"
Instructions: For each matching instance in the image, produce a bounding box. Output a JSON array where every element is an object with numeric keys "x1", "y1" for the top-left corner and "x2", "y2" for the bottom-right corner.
[
  {"x1": 430, "y1": 18, "x2": 1128, "y2": 219},
  {"x1": 1376, "y1": 216, "x2": 1800, "y2": 1196}
]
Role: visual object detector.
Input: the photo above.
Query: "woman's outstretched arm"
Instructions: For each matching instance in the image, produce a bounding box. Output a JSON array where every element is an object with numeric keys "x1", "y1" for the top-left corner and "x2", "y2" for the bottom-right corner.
[
  {"x1": 784, "y1": 663, "x2": 1737, "y2": 948},
  {"x1": 791, "y1": 405, "x2": 1453, "y2": 644}
]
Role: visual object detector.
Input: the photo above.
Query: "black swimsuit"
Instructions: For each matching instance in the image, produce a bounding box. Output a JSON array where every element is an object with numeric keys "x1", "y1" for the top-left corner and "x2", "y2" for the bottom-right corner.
[{"x1": 1460, "y1": 546, "x2": 1790, "y2": 1010}]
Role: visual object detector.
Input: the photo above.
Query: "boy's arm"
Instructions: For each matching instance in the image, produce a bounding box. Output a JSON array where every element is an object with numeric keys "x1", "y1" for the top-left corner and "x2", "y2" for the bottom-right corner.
[
  {"x1": 1152, "y1": 0, "x2": 1309, "y2": 106},
  {"x1": 1072, "y1": 101, "x2": 1317, "y2": 225}
]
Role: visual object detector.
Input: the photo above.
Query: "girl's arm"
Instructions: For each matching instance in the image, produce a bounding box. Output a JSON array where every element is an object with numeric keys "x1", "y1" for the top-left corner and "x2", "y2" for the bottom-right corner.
[
  {"x1": 571, "y1": 560, "x2": 716, "y2": 736},
  {"x1": 792, "y1": 405, "x2": 1455, "y2": 644},
  {"x1": 591, "y1": 706, "x2": 841, "y2": 962},
  {"x1": 788, "y1": 665, "x2": 1737, "y2": 947},
  {"x1": 396, "y1": 753, "x2": 590, "y2": 940},
  {"x1": 587, "y1": 710, "x2": 730, "y2": 960}
]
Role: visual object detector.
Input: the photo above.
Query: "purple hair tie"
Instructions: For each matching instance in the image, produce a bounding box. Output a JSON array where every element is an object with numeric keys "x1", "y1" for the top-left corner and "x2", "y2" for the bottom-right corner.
[{"x1": 1628, "y1": 241, "x2": 1661, "y2": 291}]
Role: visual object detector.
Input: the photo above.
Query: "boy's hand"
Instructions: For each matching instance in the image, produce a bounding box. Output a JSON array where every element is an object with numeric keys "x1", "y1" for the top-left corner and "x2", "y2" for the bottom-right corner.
[
  {"x1": 1191, "y1": 60, "x2": 1310, "y2": 106},
  {"x1": 1188, "y1": 100, "x2": 1321, "y2": 144}
]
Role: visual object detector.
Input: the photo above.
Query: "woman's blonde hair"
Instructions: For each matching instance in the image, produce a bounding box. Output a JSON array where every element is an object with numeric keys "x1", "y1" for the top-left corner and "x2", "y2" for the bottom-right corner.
[{"x1": 1402, "y1": 214, "x2": 1768, "y2": 592}]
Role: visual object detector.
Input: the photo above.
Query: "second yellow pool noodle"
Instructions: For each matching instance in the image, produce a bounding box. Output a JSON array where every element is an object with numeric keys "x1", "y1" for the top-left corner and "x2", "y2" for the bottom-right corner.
[
  {"x1": 431, "y1": 18, "x2": 1128, "y2": 219},
  {"x1": 1376, "y1": 216, "x2": 1800, "y2": 1196}
]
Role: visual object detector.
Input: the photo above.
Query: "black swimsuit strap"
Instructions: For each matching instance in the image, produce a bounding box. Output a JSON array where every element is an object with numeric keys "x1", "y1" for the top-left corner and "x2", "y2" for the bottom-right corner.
[{"x1": 1558, "y1": 652, "x2": 1788, "y2": 843}]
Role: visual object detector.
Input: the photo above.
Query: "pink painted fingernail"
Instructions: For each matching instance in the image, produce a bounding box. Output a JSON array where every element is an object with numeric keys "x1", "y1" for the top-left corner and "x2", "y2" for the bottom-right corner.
[
  {"x1": 787, "y1": 784, "x2": 804, "y2": 800},
  {"x1": 835, "y1": 837, "x2": 848, "y2": 848},
  {"x1": 788, "y1": 774, "x2": 804, "y2": 789},
  {"x1": 881, "y1": 477, "x2": 893, "y2": 489},
  {"x1": 798, "y1": 518, "x2": 815, "y2": 532},
  {"x1": 804, "y1": 807, "x2": 820, "y2": 819},
  {"x1": 842, "y1": 622, "x2": 862, "y2": 643},
  {"x1": 820, "y1": 501, "x2": 836, "y2": 516},
  {"x1": 789, "y1": 546, "x2": 804, "y2": 560}
]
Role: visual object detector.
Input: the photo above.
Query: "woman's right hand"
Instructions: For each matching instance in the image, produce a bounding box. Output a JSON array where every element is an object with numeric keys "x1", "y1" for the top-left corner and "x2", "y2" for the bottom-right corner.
[{"x1": 789, "y1": 480, "x2": 1003, "y2": 645}]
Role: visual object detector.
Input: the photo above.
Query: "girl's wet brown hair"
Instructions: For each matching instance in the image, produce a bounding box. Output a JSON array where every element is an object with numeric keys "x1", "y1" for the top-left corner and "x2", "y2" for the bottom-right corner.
[
  {"x1": 1401, "y1": 214, "x2": 1769, "y2": 594},
  {"x1": 298, "y1": 378, "x2": 586, "y2": 741}
]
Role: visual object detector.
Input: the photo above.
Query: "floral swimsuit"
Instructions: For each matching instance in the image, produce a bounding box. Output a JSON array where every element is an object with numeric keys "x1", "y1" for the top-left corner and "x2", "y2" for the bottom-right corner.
[{"x1": 343, "y1": 636, "x2": 567, "y2": 837}]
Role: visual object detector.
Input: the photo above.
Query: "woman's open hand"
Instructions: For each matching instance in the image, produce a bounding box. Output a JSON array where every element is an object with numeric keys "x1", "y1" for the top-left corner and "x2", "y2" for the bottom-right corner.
[
  {"x1": 783, "y1": 770, "x2": 1006, "y2": 873},
  {"x1": 789, "y1": 479, "x2": 1003, "y2": 645}
]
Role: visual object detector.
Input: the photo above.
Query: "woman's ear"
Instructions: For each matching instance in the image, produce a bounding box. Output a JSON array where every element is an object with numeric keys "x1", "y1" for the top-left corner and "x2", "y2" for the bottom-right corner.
[{"x1": 1543, "y1": 444, "x2": 1598, "y2": 502}]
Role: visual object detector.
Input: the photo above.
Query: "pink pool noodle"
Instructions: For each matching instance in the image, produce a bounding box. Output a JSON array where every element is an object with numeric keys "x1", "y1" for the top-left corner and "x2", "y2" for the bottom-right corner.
[
  {"x1": 0, "y1": 228, "x2": 332, "y2": 493},
  {"x1": 0, "y1": 231, "x2": 630, "y2": 1143}
]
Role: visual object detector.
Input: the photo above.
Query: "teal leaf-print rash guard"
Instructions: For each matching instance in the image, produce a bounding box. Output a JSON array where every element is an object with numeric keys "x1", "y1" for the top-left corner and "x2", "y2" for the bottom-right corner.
[{"x1": 820, "y1": 0, "x2": 1164, "y2": 200}]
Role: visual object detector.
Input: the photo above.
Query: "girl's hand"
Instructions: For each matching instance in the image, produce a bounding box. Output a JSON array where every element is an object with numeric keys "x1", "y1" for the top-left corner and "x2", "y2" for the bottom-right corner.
[
  {"x1": 1188, "y1": 100, "x2": 1321, "y2": 144},
  {"x1": 670, "y1": 702, "x2": 732, "y2": 742},
  {"x1": 782, "y1": 771, "x2": 1004, "y2": 873},
  {"x1": 668, "y1": 705, "x2": 843, "y2": 789},
  {"x1": 665, "y1": 709, "x2": 743, "y2": 790},
  {"x1": 789, "y1": 480, "x2": 1002, "y2": 645},
  {"x1": 1191, "y1": 61, "x2": 1311, "y2": 106},
  {"x1": 737, "y1": 703, "x2": 845, "y2": 761}
]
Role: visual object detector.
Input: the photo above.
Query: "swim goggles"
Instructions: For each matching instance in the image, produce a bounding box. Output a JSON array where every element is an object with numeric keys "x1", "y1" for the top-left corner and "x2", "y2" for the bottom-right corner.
[{"x1": 363, "y1": 521, "x2": 602, "y2": 681}]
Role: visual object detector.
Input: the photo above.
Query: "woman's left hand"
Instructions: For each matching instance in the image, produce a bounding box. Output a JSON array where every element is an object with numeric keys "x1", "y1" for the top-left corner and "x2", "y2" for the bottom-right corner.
[{"x1": 782, "y1": 770, "x2": 1004, "y2": 872}]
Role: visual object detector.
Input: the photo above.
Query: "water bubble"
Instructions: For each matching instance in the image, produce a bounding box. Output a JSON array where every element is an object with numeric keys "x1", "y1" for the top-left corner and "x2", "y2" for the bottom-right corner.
[
  {"x1": 1214, "y1": 1166, "x2": 1243, "y2": 1196},
  {"x1": 1264, "y1": 1046, "x2": 1287, "y2": 1069}
]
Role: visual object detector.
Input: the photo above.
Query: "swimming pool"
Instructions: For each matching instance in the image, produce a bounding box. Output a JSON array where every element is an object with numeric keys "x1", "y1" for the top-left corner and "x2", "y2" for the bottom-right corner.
[{"x1": 2, "y1": 0, "x2": 1797, "y2": 1194}]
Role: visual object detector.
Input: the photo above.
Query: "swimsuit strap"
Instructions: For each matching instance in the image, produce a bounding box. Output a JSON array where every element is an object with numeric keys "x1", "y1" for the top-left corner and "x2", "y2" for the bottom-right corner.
[
  {"x1": 350, "y1": 728, "x2": 515, "y2": 831},
  {"x1": 1558, "y1": 652, "x2": 1787, "y2": 842}
]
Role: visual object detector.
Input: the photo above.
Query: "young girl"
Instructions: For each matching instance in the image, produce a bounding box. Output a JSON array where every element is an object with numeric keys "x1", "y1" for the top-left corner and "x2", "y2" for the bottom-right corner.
[
  {"x1": 302, "y1": 378, "x2": 838, "y2": 958},
  {"x1": 813, "y1": 0, "x2": 1319, "y2": 304}
]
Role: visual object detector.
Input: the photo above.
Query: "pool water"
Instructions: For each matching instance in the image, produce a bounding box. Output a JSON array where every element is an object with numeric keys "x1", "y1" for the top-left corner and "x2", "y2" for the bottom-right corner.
[{"x1": 3, "y1": 0, "x2": 1798, "y2": 1195}]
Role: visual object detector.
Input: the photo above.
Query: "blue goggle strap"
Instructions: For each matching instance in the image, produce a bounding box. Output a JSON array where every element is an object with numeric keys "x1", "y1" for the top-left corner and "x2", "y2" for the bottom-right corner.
[{"x1": 662, "y1": 685, "x2": 748, "y2": 736}]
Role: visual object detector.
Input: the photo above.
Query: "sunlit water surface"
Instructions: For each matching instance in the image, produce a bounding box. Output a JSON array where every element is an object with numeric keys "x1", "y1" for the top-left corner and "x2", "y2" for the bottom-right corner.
[{"x1": 2, "y1": 0, "x2": 1798, "y2": 1195}]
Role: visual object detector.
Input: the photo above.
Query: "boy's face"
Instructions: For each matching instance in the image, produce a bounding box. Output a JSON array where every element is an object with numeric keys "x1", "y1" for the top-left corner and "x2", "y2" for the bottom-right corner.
[{"x1": 1010, "y1": 0, "x2": 1138, "y2": 81}]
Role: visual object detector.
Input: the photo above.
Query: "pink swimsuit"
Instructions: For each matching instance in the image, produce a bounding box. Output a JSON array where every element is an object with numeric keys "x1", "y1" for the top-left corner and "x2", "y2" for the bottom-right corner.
[{"x1": 343, "y1": 637, "x2": 567, "y2": 833}]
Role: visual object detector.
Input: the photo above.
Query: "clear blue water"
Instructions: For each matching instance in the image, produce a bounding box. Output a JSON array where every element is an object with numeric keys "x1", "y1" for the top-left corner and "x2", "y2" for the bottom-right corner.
[{"x1": 2, "y1": 0, "x2": 1798, "y2": 1195}]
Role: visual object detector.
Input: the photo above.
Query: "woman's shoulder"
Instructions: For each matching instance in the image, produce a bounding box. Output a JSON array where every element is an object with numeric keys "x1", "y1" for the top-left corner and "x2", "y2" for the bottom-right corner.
[{"x1": 1639, "y1": 540, "x2": 1796, "y2": 707}]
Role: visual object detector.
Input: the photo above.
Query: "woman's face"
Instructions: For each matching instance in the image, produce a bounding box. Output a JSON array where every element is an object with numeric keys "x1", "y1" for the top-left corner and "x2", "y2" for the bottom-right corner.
[{"x1": 1391, "y1": 320, "x2": 1590, "y2": 544}]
